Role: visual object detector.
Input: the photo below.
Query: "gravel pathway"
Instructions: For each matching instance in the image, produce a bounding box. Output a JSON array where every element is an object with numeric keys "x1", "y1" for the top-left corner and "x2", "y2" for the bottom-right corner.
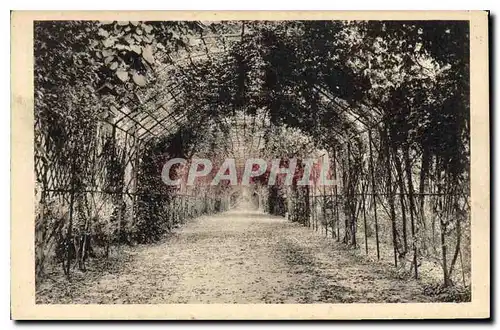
[{"x1": 36, "y1": 209, "x2": 436, "y2": 304}]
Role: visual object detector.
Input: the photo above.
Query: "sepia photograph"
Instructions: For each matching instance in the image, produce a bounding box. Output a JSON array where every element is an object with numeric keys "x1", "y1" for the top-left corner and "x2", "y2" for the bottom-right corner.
[{"x1": 10, "y1": 11, "x2": 489, "y2": 319}]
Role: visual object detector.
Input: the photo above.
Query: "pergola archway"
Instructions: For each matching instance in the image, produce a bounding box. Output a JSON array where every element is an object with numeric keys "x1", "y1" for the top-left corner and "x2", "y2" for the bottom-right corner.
[{"x1": 34, "y1": 20, "x2": 470, "y2": 290}]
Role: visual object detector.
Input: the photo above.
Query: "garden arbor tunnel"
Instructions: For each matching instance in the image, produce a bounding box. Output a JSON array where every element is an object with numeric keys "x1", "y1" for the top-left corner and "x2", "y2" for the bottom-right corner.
[
  {"x1": 35, "y1": 20, "x2": 470, "y2": 288},
  {"x1": 97, "y1": 22, "x2": 379, "y2": 232}
]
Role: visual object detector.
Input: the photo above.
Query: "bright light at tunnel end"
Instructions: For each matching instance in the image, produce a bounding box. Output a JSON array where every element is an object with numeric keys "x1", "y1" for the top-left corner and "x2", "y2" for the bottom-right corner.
[{"x1": 161, "y1": 158, "x2": 337, "y2": 187}]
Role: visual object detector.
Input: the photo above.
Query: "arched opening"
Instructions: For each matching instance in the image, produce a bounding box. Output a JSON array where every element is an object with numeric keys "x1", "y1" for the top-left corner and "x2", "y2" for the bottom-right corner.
[{"x1": 251, "y1": 192, "x2": 259, "y2": 210}]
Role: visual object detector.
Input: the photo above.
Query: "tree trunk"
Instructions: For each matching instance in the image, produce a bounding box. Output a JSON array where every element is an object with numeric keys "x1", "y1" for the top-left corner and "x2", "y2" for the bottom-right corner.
[
  {"x1": 447, "y1": 212, "x2": 461, "y2": 283},
  {"x1": 383, "y1": 128, "x2": 398, "y2": 267},
  {"x1": 419, "y1": 146, "x2": 430, "y2": 231},
  {"x1": 333, "y1": 147, "x2": 340, "y2": 241},
  {"x1": 362, "y1": 180, "x2": 368, "y2": 255},
  {"x1": 440, "y1": 221, "x2": 450, "y2": 287},
  {"x1": 304, "y1": 185, "x2": 310, "y2": 227},
  {"x1": 437, "y1": 163, "x2": 450, "y2": 287},
  {"x1": 368, "y1": 129, "x2": 380, "y2": 260},
  {"x1": 404, "y1": 146, "x2": 418, "y2": 279},
  {"x1": 393, "y1": 146, "x2": 408, "y2": 254}
]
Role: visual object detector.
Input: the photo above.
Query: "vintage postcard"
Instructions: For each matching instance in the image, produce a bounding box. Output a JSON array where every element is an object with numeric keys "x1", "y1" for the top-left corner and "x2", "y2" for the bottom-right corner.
[{"x1": 11, "y1": 11, "x2": 489, "y2": 320}]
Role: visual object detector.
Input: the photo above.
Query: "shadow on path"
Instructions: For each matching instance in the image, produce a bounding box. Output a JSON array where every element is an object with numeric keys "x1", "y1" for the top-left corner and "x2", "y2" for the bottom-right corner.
[{"x1": 36, "y1": 208, "x2": 438, "y2": 304}]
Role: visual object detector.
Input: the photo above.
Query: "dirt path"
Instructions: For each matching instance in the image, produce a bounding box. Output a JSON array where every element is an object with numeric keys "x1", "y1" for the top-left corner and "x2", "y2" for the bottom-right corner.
[{"x1": 36, "y1": 209, "x2": 436, "y2": 304}]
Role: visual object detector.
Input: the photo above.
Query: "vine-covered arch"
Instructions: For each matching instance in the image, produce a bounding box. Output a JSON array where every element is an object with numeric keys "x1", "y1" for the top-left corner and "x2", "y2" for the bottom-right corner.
[{"x1": 35, "y1": 19, "x2": 470, "y2": 291}]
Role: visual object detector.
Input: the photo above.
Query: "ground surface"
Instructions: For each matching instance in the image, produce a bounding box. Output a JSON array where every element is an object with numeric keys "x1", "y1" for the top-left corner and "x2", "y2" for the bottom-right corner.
[{"x1": 36, "y1": 208, "x2": 438, "y2": 304}]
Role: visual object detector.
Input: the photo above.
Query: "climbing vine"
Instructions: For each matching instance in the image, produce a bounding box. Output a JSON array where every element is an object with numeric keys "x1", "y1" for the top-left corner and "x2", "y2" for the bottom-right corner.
[{"x1": 34, "y1": 20, "x2": 470, "y2": 299}]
